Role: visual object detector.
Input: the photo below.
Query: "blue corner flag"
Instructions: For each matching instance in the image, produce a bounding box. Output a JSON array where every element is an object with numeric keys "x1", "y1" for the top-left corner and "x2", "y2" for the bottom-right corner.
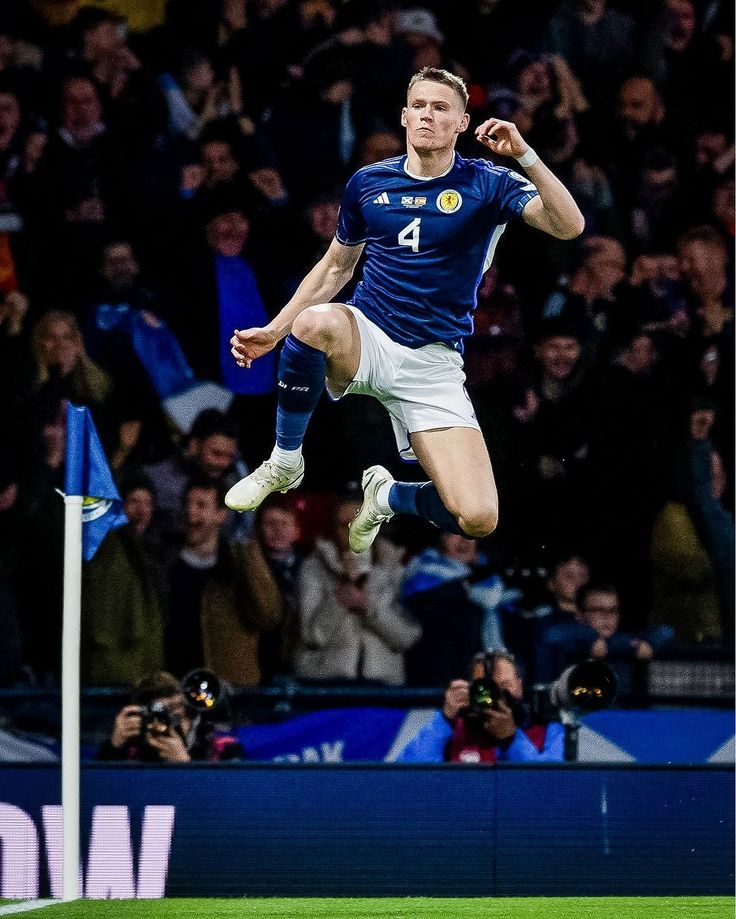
[{"x1": 64, "y1": 403, "x2": 127, "y2": 561}]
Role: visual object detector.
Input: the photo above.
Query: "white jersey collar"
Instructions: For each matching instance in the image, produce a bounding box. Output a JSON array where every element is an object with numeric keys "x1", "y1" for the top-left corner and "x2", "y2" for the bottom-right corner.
[{"x1": 402, "y1": 152, "x2": 456, "y2": 181}]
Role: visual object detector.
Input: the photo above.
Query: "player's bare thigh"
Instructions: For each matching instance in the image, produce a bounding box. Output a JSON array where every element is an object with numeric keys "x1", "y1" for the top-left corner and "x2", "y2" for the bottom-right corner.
[
  {"x1": 410, "y1": 427, "x2": 499, "y2": 538},
  {"x1": 290, "y1": 303, "x2": 361, "y2": 393}
]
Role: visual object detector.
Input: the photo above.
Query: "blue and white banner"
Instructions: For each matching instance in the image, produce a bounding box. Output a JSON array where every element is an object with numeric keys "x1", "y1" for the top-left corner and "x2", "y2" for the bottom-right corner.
[{"x1": 234, "y1": 707, "x2": 734, "y2": 765}]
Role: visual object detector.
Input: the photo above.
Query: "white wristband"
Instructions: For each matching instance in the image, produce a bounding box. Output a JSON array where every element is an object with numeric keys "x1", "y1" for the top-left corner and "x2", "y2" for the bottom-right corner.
[{"x1": 515, "y1": 147, "x2": 539, "y2": 169}]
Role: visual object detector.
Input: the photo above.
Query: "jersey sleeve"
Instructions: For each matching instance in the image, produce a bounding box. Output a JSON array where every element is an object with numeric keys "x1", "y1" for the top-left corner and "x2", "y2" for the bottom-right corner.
[
  {"x1": 336, "y1": 170, "x2": 368, "y2": 246},
  {"x1": 485, "y1": 164, "x2": 539, "y2": 222}
]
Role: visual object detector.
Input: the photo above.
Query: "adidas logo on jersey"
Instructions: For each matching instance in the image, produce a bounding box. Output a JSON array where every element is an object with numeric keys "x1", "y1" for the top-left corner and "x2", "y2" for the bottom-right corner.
[{"x1": 372, "y1": 192, "x2": 390, "y2": 205}]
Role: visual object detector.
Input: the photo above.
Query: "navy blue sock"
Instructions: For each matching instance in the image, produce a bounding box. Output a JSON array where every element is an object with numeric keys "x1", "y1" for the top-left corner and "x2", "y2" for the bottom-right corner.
[
  {"x1": 275, "y1": 335, "x2": 326, "y2": 450},
  {"x1": 389, "y1": 481, "x2": 467, "y2": 537}
]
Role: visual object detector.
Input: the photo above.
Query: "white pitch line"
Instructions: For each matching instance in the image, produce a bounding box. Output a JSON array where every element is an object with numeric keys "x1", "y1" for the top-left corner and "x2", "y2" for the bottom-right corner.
[{"x1": 0, "y1": 902, "x2": 58, "y2": 915}]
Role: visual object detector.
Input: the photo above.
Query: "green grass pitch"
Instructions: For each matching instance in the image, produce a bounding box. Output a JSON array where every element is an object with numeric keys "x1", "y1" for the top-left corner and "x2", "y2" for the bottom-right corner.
[{"x1": 0, "y1": 898, "x2": 733, "y2": 918}]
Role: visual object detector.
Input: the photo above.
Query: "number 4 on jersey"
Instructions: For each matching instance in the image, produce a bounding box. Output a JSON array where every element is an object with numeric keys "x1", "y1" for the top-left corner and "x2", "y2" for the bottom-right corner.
[{"x1": 398, "y1": 217, "x2": 421, "y2": 253}]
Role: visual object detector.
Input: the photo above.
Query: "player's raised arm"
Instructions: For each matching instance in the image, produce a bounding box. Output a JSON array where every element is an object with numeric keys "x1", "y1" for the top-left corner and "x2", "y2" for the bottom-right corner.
[
  {"x1": 230, "y1": 237, "x2": 365, "y2": 368},
  {"x1": 475, "y1": 117, "x2": 585, "y2": 241}
]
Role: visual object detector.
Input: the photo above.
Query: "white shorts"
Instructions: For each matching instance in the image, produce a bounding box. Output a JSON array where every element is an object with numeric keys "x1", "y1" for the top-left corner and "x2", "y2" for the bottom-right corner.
[{"x1": 327, "y1": 305, "x2": 481, "y2": 461}]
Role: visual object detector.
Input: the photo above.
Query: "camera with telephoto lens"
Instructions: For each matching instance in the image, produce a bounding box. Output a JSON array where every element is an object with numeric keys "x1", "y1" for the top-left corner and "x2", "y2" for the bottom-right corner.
[
  {"x1": 531, "y1": 660, "x2": 618, "y2": 721},
  {"x1": 181, "y1": 668, "x2": 223, "y2": 715}
]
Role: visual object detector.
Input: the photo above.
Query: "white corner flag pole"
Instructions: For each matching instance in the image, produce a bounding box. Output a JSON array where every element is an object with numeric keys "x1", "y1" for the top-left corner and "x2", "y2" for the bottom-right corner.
[{"x1": 61, "y1": 494, "x2": 84, "y2": 901}]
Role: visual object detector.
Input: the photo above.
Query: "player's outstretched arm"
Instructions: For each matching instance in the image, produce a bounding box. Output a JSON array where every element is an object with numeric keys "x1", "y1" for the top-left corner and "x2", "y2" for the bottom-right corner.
[
  {"x1": 475, "y1": 117, "x2": 585, "y2": 241},
  {"x1": 231, "y1": 238, "x2": 364, "y2": 368}
]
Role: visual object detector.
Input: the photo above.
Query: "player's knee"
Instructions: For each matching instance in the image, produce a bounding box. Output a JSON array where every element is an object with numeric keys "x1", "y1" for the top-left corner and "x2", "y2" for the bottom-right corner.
[
  {"x1": 292, "y1": 305, "x2": 343, "y2": 349},
  {"x1": 459, "y1": 503, "x2": 499, "y2": 539}
]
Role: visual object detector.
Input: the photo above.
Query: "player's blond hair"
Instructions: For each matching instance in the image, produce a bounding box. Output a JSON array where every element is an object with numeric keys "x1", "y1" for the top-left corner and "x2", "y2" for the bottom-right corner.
[{"x1": 407, "y1": 67, "x2": 469, "y2": 111}]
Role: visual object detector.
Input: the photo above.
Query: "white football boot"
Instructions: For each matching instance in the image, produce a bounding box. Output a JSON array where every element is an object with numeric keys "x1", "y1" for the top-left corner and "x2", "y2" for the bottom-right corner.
[
  {"x1": 348, "y1": 464, "x2": 395, "y2": 553},
  {"x1": 225, "y1": 456, "x2": 305, "y2": 512}
]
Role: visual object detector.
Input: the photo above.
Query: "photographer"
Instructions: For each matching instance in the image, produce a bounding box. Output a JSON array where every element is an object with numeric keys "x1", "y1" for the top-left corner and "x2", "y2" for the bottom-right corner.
[
  {"x1": 395, "y1": 651, "x2": 564, "y2": 764},
  {"x1": 98, "y1": 670, "x2": 241, "y2": 763}
]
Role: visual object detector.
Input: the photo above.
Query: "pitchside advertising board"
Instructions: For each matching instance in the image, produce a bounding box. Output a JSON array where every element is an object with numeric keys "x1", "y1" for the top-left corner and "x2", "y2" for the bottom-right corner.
[{"x1": 2, "y1": 765, "x2": 733, "y2": 899}]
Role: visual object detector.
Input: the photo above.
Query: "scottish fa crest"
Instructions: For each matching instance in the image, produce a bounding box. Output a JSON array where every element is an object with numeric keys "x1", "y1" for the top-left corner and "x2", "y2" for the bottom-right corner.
[
  {"x1": 82, "y1": 495, "x2": 114, "y2": 522},
  {"x1": 436, "y1": 189, "x2": 462, "y2": 213}
]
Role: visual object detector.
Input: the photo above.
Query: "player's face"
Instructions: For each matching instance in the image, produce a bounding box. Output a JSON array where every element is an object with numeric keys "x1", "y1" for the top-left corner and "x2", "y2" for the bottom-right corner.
[{"x1": 401, "y1": 81, "x2": 469, "y2": 153}]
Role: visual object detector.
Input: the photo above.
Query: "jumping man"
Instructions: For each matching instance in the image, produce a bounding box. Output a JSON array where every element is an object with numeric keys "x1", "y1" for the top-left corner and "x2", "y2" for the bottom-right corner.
[{"x1": 226, "y1": 67, "x2": 584, "y2": 552}]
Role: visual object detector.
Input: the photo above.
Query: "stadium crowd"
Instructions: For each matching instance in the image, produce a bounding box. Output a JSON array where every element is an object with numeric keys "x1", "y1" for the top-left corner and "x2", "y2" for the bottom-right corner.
[{"x1": 0, "y1": 0, "x2": 732, "y2": 695}]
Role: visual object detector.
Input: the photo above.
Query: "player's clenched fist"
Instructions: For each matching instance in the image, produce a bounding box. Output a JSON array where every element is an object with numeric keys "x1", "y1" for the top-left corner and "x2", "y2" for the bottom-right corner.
[
  {"x1": 475, "y1": 118, "x2": 529, "y2": 160},
  {"x1": 230, "y1": 327, "x2": 280, "y2": 368}
]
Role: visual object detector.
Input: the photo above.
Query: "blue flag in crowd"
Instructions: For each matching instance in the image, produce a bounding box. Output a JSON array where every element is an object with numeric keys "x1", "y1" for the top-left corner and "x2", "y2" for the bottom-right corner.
[{"x1": 64, "y1": 403, "x2": 127, "y2": 561}]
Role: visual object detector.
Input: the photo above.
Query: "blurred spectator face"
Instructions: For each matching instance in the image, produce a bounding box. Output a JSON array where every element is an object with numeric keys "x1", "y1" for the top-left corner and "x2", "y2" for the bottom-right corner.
[
  {"x1": 308, "y1": 199, "x2": 340, "y2": 244},
  {"x1": 61, "y1": 78, "x2": 103, "y2": 141},
  {"x1": 666, "y1": 0, "x2": 696, "y2": 52},
  {"x1": 712, "y1": 178, "x2": 734, "y2": 233},
  {"x1": 358, "y1": 130, "x2": 403, "y2": 167},
  {"x1": 677, "y1": 237, "x2": 727, "y2": 295},
  {"x1": 616, "y1": 78, "x2": 663, "y2": 137},
  {"x1": 248, "y1": 167, "x2": 287, "y2": 203},
  {"x1": 470, "y1": 657, "x2": 524, "y2": 701},
  {"x1": 183, "y1": 57, "x2": 215, "y2": 95},
  {"x1": 0, "y1": 34, "x2": 14, "y2": 69},
  {"x1": 694, "y1": 130, "x2": 728, "y2": 169},
  {"x1": 711, "y1": 451, "x2": 727, "y2": 501},
  {"x1": 124, "y1": 487, "x2": 154, "y2": 534},
  {"x1": 0, "y1": 91, "x2": 20, "y2": 150},
  {"x1": 195, "y1": 434, "x2": 237, "y2": 479},
  {"x1": 184, "y1": 486, "x2": 226, "y2": 547},
  {"x1": 548, "y1": 556, "x2": 590, "y2": 607},
  {"x1": 580, "y1": 589, "x2": 620, "y2": 638},
  {"x1": 516, "y1": 58, "x2": 552, "y2": 99},
  {"x1": 583, "y1": 236, "x2": 627, "y2": 290},
  {"x1": 620, "y1": 334, "x2": 657, "y2": 375},
  {"x1": 259, "y1": 506, "x2": 300, "y2": 553},
  {"x1": 639, "y1": 162, "x2": 678, "y2": 208},
  {"x1": 577, "y1": 0, "x2": 607, "y2": 14},
  {"x1": 83, "y1": 19, "x2": 122, "y2": 62},
  {"x1": 440, "y1": 532, "x2": 478, "y2": 565},
  {"x1": 0, "y1": 481, "x2": 17, "y2": 513},
  {"x1": 202, "y1": 141, "x2": 239, "y2": 186},
  {"x1": 206, "y1": 211, "x2": 249, "y2": 257},
  {"x1": 534, "y1": 335, "x2": 581, "y2": 382},
  {"x1": 101, "y1": 241, "x2": 139, "y2": 290},
  {"x1": 33, "y1": 313, "x2": 83, "y2": 375},
  {"x1": 322, "y1": 78, "x2": 352, "y2": 105}
]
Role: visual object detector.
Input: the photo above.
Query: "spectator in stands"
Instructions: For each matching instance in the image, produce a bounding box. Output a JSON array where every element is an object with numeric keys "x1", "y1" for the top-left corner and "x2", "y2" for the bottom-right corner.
[
  {"x1": 98, "y1": 669, "x2": 243, "y2": 762},
  {"x1": 651, "y1": 406, "x2": 733, "y2": 645},
  {"x1": 396, "y1": 650, "x2": 565, "y2": 763},
  {"x1": 254, "y1": 496, "x2": 304, "y2": 683},
  {"x1": 81, "y1": 475, "x2": 166, "y2": 686},
  {"x1": 174, "y1": 189, "x2": 278, "y2": 465},
  {"x1": 295, "y1": 494, "x2": 419, "y2": 685},
  {"x1": 159, "y1": 48, "x2": 242, "y2": 146},
  {"x1": 31, "y1": 74, "x2": 149, "y2": 294},
  {"x1": 23, "y1": 310, "x2": 140, "y2": 470},
  {"x1": 164, "y1": 478, "x2": 283, "y2": 685},
  {"x1": 143, "y1": 408, "x2": 249, "y2": 541},
  {"x1": 503, "y1": 552, "x2": 591, "y2": 683},
  {"x1": 537, "y1": 582, "x2": 672, "y2": 681},
  {"x1": 545, "y1": 0, "x2": 636, "y2": 105},
  {"x1": 76, "y1": 6, "x2": 166, "y2": 148},
  {"x1": 510, "y1": 319, "x2": 592, "y2": 552},
  {"x1": 686, "y1": 406, "x2": 734, "y2": 642},
  {"x1": 401, "y1": 532, "x2": 515, "y2": 687}
]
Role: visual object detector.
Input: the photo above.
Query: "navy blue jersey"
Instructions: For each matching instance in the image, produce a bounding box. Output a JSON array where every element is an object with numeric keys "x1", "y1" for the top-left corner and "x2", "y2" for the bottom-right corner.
[{"x1": 336, "y1": 153, "x2": 538, "y2": 349}]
